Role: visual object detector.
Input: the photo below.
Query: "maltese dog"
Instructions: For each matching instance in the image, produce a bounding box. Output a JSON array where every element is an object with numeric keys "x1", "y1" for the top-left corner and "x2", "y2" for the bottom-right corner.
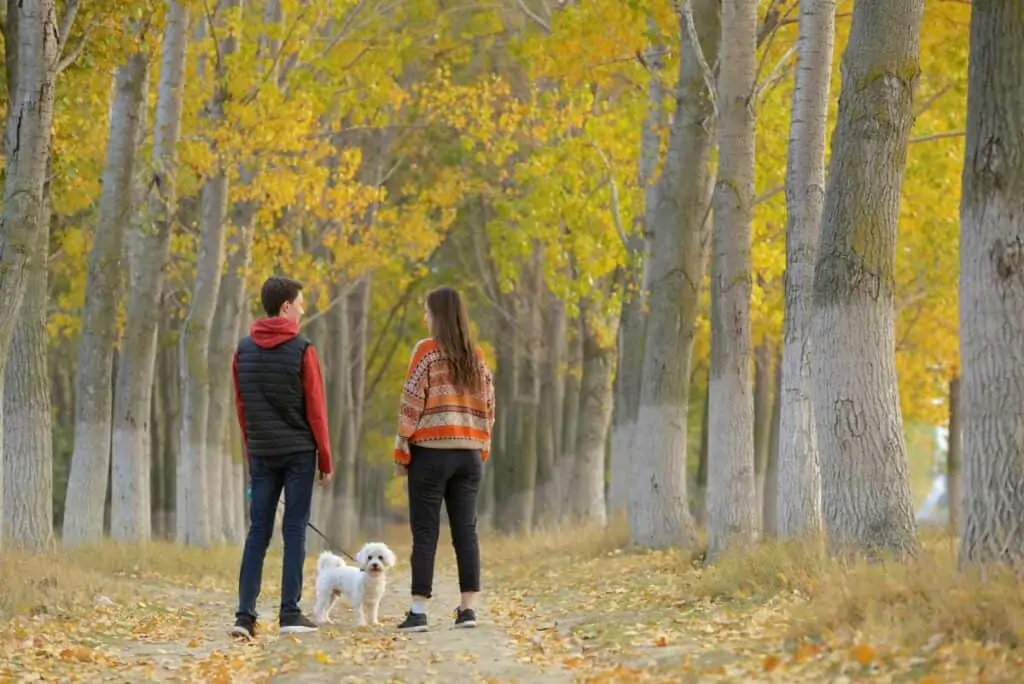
[{"x1": 312, "y1": 542, "x2": 397, "y2": 627}]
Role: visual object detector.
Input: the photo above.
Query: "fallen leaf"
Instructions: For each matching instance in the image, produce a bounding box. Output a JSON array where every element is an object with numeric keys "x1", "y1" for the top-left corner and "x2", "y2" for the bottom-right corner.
[
  {"x1": 850, "y1": 643, "x2": 876, "y2": 666},
  {"x1": 763, "y1": 654, "x2": 781, "y2": 672}
]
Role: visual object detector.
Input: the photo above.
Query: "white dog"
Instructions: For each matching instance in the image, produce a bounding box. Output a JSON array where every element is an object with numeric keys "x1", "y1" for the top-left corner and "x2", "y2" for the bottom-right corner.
[{"x1": 312, "y1": 542, "x2": 396, "y2": 627}]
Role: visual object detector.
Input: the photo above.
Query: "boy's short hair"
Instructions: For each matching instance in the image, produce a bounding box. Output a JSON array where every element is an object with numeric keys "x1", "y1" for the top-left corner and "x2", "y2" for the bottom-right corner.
[{"x1": 261, "y1": 276, "x2": 304, "y2": 317}]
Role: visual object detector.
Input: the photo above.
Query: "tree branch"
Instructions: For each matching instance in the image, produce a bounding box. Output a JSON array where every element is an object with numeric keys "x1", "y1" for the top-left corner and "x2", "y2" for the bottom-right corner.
[
  {"x1": 57, "y1": 0, "x2": 80, "y2": 54},
  {"x1": 513, "y1": 0, "x2": 552, "y2": 33},
  {"x1": 680, "y1": 0, "x2": 718, "y2": 117},
  {"x1": 909, "y1": 131, "x2": 965, "y2": 144}
]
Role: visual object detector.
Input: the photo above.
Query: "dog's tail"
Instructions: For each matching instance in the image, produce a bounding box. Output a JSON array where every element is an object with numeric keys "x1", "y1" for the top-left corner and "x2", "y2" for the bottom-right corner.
[{"x1": 317, "y1": 550, "x2": 345, "y2": 573}]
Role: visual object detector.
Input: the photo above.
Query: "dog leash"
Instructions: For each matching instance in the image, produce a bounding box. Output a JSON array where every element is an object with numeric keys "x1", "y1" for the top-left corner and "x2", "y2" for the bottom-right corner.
[{"x1": 247, "y1": 486, "x2": 360, "y2": 564}]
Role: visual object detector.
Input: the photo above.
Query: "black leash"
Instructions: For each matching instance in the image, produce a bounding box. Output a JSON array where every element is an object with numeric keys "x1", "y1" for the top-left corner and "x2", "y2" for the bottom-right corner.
[
  {"x1": 264, "y1": 494, "x2": 360, "y2": 564},
  {"x1": 305, "y1": 518, "x2": 359, "y2": 565}
]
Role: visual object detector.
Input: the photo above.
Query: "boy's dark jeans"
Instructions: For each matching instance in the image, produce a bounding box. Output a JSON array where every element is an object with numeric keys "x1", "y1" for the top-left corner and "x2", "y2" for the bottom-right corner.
[
  {"x1": 407, "y1": 446, "x2": 482, "y2": 599},
  {"x1": 236, "y1": 451, "x2": 316, "y2": 623}
]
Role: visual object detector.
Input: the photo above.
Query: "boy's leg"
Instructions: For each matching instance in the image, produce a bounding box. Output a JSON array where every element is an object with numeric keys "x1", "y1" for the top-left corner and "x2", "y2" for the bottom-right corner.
[
  {"x1": 279, "y1": 451, "x2": 316, "y2": 622},
  {"x1": 237, "y1": 458, "x2": 284, "y2": 624},
  {"x1": 444, "y1": 451, "x2": 482, "y2": 609}
]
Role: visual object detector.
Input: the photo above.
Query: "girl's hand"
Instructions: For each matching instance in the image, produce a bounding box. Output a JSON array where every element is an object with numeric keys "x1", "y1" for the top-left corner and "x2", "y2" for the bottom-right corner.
[{"x1": 394, "y1": 462, "x2": 409, "y2": 477}]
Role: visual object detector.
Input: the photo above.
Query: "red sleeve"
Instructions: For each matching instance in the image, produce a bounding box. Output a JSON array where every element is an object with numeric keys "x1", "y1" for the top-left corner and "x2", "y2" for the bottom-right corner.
[
  {"x1": 302, "y1": 344, "x2": 333, "y2": 475},
  {"x1": 232, "y1": 351, "x2": 249, "y2": 463}
]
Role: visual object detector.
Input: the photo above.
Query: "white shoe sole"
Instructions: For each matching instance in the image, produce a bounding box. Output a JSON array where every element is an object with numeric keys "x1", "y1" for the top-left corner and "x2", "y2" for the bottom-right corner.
[
  {"x1": 230, "y1": 626, "x2": 253, "y2": 639},
  {"x1": 279, "y1": 625, "x2": 318, "y2": 634},
  {"x1": 454, "y1": 621, "x2": 477, "y2": 629},
  {"x1": 397, "y1": 624, "x2": 429, "y2": 633}
]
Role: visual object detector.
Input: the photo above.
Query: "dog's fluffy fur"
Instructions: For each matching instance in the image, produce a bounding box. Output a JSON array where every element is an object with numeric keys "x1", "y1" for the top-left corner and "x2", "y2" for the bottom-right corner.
[{"x1": 312, "y1": 542, "x2": 396, "y2": 627}]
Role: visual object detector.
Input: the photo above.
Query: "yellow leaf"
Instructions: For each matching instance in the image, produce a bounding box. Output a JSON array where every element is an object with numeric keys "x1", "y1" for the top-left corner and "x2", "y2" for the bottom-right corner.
[
  {"x1": 763, "y1": 654, "x2": 782, "y2": 672},
  {"x1": 849, "y1": 643, "x2": 876, "y2": 666},
  {"x1": 314, "y1": 651, "x2": 331, "y2": 665}
]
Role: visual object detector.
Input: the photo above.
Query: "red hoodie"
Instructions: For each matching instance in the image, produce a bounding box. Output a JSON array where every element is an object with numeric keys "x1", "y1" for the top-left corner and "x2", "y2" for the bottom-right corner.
[{"x1": 232, "y1": 317, "x2": 332, "y2": 475}]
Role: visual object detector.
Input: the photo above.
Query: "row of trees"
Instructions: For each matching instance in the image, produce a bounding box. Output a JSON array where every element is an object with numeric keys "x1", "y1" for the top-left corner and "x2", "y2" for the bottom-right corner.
[{"x1": 1, "y1": 0, "x2": 1019, "y2": 567}]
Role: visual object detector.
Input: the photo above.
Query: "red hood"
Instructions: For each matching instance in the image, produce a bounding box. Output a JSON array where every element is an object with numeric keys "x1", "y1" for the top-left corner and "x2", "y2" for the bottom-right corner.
[{"x1": 250, "y1": 317, "x2": 300, "y2": 348}]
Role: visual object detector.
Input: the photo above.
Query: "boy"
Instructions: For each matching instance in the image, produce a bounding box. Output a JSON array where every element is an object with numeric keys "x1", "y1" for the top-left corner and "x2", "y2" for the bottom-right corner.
[{"x1": 230, "y1": 276, "x2": 333, "y2": 638}]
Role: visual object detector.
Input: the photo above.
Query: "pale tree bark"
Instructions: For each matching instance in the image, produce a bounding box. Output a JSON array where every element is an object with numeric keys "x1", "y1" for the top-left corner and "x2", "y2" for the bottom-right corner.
[
  {"x1": 569, "y1": 301, "x2": 618, "y2": 525},
  {"x1": 2, "y1": 159, "x2": 55, "y2": 551},
  {"x1": 763, "y1": 355, "x2": 782, "y2": 536},
  {"x1": 958, "y1": 1, "x2": 1024, "y2": 566},
  {"x1": 609, "y1": 39, "x2": 662, "y2": 517},
  {"x1": 206, "y1": 197, "x2": 256, "y2": 544},
  {"x1": 64, "y1": 49, "x2": 149, "y2": 546},
  {"x1": 706, "y1": 0, "x2": 759, "y2": 560},
  {"x1": 752, "y1": 343, "x2": 773, "y2": 529},
  {"x1": 111, "y1": 1, "x2": 189, "y2": 543},
  {"x1": 331, "y1": 280, "x2": 370, "y2": 548},
  {"x1": 534, "y1": 291, "x2": 565, "y2": 526},
  {"x1": 695, "y1": 375, "x2": 709, "y2": 526},
  {"x1": 324, "y1": 282, "x2": 350, "y2": 541},
  {"x1": 511, "y1": 260, "x2": 542, "y2": 531},
  {"x1": 811, "y1": 0, "x2": 922, "y2": 558},
  {"x1": 946, "y1": 376, "x2": 962, "y2": 537},
  {"x1": 629, "y1": 0, "x2": 719, "y2": 549},
  {"x1": 0, "y1": 0, "x2": 61, "y2": 545},
  {"x1": 556, "y1": 317, "x2": 582, "y2": 523},
  {"x1": 178, "y1": 0, "x2": 243, "y2": 546},
  {"x1": 776, "y1": 0, "x2": 834, "y2": 540}
]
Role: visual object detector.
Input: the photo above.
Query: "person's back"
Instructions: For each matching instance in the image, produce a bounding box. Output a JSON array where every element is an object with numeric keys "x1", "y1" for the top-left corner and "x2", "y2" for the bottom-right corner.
[
  {"x1": 231, "y1": 276, "x2": 333, "y2": 640},
  {"x1": 393, "y1": 287, "x2": 495, "y2": 633},
  {"x1": 235, "y1": 319, "x2": 317, "y2": 459},
  {"x1": 395, "y1": 337, "x2": 493, "y2": 461}
]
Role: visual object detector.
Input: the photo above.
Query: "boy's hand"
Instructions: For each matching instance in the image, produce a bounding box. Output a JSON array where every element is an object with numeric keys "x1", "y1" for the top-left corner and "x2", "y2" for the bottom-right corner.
[
  {"x1": 317, "y1": 471, "x2": 333, "y2": 487},
  {"x1": 394, "y1": 463, "x2": 408, "y2": 477}
]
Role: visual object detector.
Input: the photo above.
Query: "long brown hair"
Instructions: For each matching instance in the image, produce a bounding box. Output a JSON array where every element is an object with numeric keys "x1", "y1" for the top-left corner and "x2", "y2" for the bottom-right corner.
[{"x1": 426, "y1": 287, "x2": 481, "y2": 392}]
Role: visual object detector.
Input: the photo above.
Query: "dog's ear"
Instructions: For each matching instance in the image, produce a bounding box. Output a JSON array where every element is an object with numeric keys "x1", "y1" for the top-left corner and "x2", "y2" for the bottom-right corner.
[
  {"x1": 355, "y1": 545, "x2": 369, "y2": 568},
  {"x1": 383, "y1": 546, "x2": 397, "y2": 568}
]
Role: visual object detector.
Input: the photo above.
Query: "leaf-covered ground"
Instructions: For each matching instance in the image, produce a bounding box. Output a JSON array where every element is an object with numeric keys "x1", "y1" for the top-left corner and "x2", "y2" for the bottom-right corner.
[{"x1": 1, "y1": 525, "x2": 1022, "y2": 682}]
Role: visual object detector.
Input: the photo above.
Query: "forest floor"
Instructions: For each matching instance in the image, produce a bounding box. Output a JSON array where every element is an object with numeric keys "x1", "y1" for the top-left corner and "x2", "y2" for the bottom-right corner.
[{"x1": 1, "y1": 522, "x2": 1023, "y2": 683}]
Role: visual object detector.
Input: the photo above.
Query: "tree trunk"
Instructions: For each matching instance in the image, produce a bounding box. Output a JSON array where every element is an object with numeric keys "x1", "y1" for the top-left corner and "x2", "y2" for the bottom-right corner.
[
  {"x1": 323, "y1": 283, "x2": 349, "y2": 541},
  {"x1": 64, "y1": 50, "x2": 149, "y2": 547},
  {"x1": 957, "y1": 2, "x2": 1024, "y2": 566},
  {"x1": 946, "y1": 376, "x2": 962, "y2": 538},
  {"x1": 160, "y1": 321, "x2": 181, "y2": 538},
  {"x1": 706, "y1": 0, "x2": 759, "y2": 560},
  {"x1": 811, "y1": 0, "x2": 922, "y2": 558},
  {"x1": 777, "y1": 0, "x2": 834, "y2": 541},
  {"x1": 752, "y1": 343, "x2": 773, "y2": 530},
  {"x1": 534, "y1": 291, "x2": 565, "y2": 526},
  {"x1": 763, "y1": 355, "x2": 782, "y2": 537},
  {"x1": 609, "y1": 43, "x2": 662, "y2": 518},
  {"x1": 331, "y1": 279, "x2": 369, "y2": 547},
  {"x1": 629, "y1": 0, "x2": 719, "y2": 549},
  {"x1": 177, "y1": 2, "x2": 242, "y2": 546},
  {"x1": 695, "y1": 375, "x2": 710, "y2": 527},
  {"x1": 492, "y1": 308, "x2": 525, "y2": 533},
  {"x1": 512, "y1": 266, "x2": 542, "y2": 533},
  {"x1": 111, "y1": 2, "x2": 189, "y2": 544},
  {"x1": 2, "y1": 158, "x2": 54, "y2": 551},
  {"x1": 150, "y1": 332, "x2": 167, "y2": 539},
  {"x1": 206, "y1": 197, "x2": 256, "y2": 544},
  {"x1": 570, "y1": 302, "x2": 617, "y2": 525},
  {"x1": 0, "y1": 8, "x2": 60, "y2": 505},
  {"x1": 556, "y1": 316, "x2": 582, "y2": 522}
]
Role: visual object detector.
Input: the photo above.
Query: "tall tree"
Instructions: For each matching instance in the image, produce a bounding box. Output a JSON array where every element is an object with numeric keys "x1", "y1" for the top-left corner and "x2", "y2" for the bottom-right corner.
[
  {"x1": 2, "y1": 158, "x2": 55, "y2": 551},
  {"x1": 706, "y1": 0, "x2": 759, "y2": 560},
  {"x1": 958, "y1": 0, "x2": 1024, "y2": 566},
  {"x1": 776, "y1": 0, "x2": 835, "y2": 539},
  {"x1": 177, "y1": 0, "x2": 243, "y2": 546},
  {"x1": 811, "y1": 0, "x2": 923, "y2": 557},
  {"x1": 0, "y1": 0, "x2": 62, "y2": 545},
  {"x1": 629, "y1": 0, "x2": 719, "y2": 549},
  {"x1": 110, "y1": 0, "x2": 189, "y2": 543},
  {"x1": 64, "y1": 45, "x2": 150, "y2": 546}
]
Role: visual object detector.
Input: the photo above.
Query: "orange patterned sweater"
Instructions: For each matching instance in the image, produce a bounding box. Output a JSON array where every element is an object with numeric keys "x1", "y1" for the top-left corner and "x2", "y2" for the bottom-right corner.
[{"x1": 394, "y1": 338, "x2": 495, "y2": 465}]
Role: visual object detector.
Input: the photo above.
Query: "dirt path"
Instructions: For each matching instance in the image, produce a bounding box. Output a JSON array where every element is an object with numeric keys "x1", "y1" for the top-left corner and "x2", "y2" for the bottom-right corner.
[{"x1": 88, "y1": 570, "x2": 573, "y2": 683}]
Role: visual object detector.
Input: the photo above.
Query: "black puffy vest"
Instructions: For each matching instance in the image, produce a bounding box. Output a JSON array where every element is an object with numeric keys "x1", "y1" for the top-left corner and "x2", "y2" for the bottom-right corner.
[{"x1": 235, "y1": 335, "x2": 317, "y2": 459}]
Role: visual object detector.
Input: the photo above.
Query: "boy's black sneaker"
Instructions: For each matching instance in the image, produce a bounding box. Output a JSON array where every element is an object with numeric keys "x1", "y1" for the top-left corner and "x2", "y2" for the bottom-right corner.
[
  {"x1": 453, "y1": 607, "x2": 477, "y2": 629},
  {"x1": 279, "y1": 613, "x2": 319, "y2": 634},
  {"x1": 397, "y1": 611, "x2": 428, "y2": 632},
  {"x1": 230, "y1": 615, "x2": 256, "y2": 640}
]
